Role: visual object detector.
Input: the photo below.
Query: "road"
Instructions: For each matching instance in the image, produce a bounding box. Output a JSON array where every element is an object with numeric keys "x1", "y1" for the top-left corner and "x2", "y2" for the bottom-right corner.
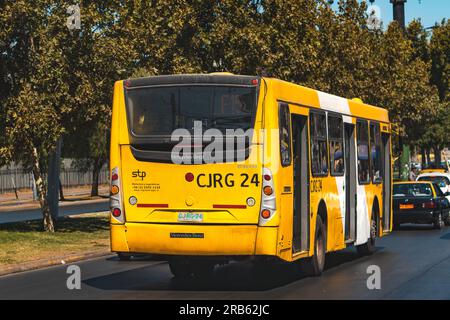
[
  {"x1": 0, "y1": 199, "x2": 109, "y2": 224},
  {"x1": 0, "y1": 224, "x2": 449, "y2": 300}
]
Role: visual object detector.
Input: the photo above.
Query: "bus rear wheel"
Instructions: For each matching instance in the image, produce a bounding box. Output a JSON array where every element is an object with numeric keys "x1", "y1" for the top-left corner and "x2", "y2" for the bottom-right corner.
[
  {"x1": 117, "y1": 252, "x2": 131, "y2": 261},
  {"x1": 302, "y1": 215, "x2": 326, "y2": 276},
  {"x1": 169, "y1": 258, "x2": 191, "y2": 278},
  {"x1": 357, "y1": 214, "x2": 377, "y2": 255}
]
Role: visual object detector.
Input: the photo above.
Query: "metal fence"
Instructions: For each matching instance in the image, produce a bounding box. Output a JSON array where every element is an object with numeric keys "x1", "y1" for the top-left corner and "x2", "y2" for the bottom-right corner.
[{"x1": 0, "y1": 167, "x2": 109, "y2": 194}]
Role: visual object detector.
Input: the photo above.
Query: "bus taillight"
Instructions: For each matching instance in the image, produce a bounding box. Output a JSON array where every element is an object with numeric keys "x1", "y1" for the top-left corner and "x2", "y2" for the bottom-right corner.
[
  {"x1": 112, "y1": 208, "x2": 121, "y2": 217},
  {"x1": 263, "y1": 186, "x2": 273, "y2": 196},
  {"x1": 110, "y1": 167, "x2": 124, "y2": 223},
  {"x1": 259, "y1": 168, "x2": 276, "y2": 225},
  {"x1": 111, "y1": 185, "x2": 119, "y2": 195}
]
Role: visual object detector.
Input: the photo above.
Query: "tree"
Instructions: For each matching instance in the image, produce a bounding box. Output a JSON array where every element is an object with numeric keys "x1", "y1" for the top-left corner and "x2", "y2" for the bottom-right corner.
[
  {"x1": 366, "y1": 22, "x2": 440, "y2": 143},
  {"x1": 406, "y1": 19, "x2": 449, "y2": 162},
  {"x1": 430, "y1": 19, "x2": 449, "y2": 104},
  {"x1": 60, "y1": 1, "x2": 133, "y2": 197},
  {"x1": 0, "y1": 1, "x2": 79, "y2": 231}
]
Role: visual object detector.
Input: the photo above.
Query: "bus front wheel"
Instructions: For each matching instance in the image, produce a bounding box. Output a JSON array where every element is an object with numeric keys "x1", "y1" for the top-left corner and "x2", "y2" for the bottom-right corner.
[
  {"x1": 302, "y1": 215, "x2": 326, "y2": 277},
  {"x1": 357, "y1": 214, "x2": 377, "y2": 255}
]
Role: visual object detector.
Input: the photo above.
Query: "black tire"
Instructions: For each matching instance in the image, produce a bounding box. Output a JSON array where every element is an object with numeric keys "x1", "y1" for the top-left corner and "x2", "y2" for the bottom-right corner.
[
  {"x1": 117, "y1": 252, "x2": 131, "y2": 261},
  {"x1": 444, "y1": 214, "x2": 450, "y2": 226},
  {"x1": 433, "y1": 213, "x2": 444, "y2": 230},
  {"x1": 356, "y1": 214, "x2": 377, "y2": 256},
  {"x1": 169, "y1": 258, "x2": 191, "y2": 278},
  {"x1": 302, "y1": 215, "x2": 326, "y2": 276}
]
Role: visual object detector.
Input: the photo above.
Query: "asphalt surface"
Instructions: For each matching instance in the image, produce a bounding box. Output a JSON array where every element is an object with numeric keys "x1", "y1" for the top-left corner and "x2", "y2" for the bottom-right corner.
[
  {"x1": 1, "y1": 223, "x2": 450, "y2": 300},
  {"x1": 0, "y1": 199, "x2": 109, "y2": 224}
]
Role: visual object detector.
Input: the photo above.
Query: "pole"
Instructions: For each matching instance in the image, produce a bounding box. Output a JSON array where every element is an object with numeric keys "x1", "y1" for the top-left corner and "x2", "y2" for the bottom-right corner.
[
  {"x1": 390, "y1": 0, "x2": 407, "y2": 30},
  {"x1": 390, "y1": 0, "x2": 410, "y2": 180}
]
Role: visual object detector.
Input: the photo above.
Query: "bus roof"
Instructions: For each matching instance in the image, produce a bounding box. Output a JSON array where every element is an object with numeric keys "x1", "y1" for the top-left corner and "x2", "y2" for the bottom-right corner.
[
  {"x1": 119, "y1": 73, "x2": 390, "y2": 124},
  {"x1": 123, "y1": 73, "x2": 260, "y2": 89},
  {"x1": 263, "y1": 77, "x2": 390, "y2": 123}
]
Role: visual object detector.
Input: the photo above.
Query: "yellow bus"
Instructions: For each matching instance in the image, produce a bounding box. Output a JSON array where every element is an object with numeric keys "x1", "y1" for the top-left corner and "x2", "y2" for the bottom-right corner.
[{"x1": 109, "y1": 73, "x2": 393, "y2": 277}]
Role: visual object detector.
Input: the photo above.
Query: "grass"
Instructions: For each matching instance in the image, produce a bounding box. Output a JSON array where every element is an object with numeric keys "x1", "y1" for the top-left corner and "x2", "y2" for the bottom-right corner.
[{"x1": 0, "y1": 213, "x2": 110, "y2": 266}]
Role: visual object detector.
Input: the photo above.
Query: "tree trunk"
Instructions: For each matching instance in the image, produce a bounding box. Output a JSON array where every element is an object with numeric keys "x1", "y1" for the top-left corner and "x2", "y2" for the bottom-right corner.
[
  {"x1": 90, "y1": 160, "x2": 101, "y2": 197},
  {"x1": 59, "y1": 178, "x2": 65, "y2": 201},
  {"x1": 426, "y1": 148, "x2": 431, "y2": 166},
  {"x1": 434, "y1": 146, "x2": 442, "y2": 167},
  {"x1": 31, "y1": 146, "x2": 55, "y2": 232},
  {"x1": 421, "y1": 148, "x2": 426, "y2": 169}
]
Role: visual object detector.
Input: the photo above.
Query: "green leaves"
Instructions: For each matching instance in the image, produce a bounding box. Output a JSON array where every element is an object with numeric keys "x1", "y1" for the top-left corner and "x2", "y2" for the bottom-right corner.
[{"x1": 0, "y1": 0, "x2": 447, "y2": 166}]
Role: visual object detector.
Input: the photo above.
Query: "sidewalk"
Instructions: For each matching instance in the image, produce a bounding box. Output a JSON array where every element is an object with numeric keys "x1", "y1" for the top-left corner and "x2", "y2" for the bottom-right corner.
[
  {"x1": 0, "y1": 184, "x2": 109, "y2": 213},
  {"x1": 0, "y1": 185, "x2": 110, "y2": 224}
]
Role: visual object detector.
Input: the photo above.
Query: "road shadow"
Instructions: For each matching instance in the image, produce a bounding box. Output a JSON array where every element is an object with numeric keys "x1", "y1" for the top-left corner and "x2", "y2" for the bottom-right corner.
[
  {"x1": 394, "y1": 224, "x2": 437, "y2": 231},
  {"x1": 84, "y1": 247, "x2": 383, "y2": 292}
]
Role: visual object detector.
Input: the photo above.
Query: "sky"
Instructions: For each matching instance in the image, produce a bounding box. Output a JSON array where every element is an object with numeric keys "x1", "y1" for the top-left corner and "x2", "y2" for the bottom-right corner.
[{"x1": 332, "y1": 0, "x2": 449, "y2": 28}]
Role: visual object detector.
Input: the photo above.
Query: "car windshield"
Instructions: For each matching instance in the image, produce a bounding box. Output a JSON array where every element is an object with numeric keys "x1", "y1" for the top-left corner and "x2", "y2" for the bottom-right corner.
[
  {"x1": 393, "y1": 183, "x2": 433, "y2": 197},
  {"x1": 418, "y1": 176, "x2": 449, "y2": 188}
]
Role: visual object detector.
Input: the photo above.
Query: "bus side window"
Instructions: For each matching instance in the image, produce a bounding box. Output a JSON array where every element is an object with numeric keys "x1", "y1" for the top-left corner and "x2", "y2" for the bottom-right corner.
[
  {"x1": 310, "y1": 112, "x2": 328, "y2": 176},
  {"x1": 357, "y1": 120, "x2": 370, "y2": 184},
  {"x1": 370, "y1": 122, "x2": 382, "y2": 183},
  {"x1": 328, "y1": 115, "x2": 344, "y2": 176},
  {"x1": 279, "y1": 102, "x2": 291, "y2": 167}
]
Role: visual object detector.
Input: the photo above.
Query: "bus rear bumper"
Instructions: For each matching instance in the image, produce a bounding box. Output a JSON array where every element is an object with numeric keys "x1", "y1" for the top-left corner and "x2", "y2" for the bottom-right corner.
[{"x1": 110, "y1": 223, "x2": 277, "y2": 256}]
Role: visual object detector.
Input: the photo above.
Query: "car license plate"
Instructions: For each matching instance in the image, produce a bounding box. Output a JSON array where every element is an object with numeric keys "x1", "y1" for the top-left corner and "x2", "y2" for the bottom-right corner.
[
  {"x1": 178, "y1": 212, "x2": 203, "y2": 222},
  {"x1": 400, "y1": 204, "x2": 414, "y2": 210}
]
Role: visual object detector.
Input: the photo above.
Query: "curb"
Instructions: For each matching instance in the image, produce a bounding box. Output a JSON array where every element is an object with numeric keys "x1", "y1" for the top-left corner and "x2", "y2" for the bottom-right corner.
[{"x1": 0, "y1": 250, "x2": 113, "y2": 277}]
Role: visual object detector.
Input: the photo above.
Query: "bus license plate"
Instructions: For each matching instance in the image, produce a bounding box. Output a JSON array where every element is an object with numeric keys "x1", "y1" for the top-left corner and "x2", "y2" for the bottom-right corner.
[{"x1": 178, "y1": 212, "x2": 203, "y2": 223}]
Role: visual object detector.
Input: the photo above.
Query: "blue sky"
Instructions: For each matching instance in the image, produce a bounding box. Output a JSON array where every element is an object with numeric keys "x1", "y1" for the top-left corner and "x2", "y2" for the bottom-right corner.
[{"x1": 332, "y1": 0, "x2": 449, "y2": 28}]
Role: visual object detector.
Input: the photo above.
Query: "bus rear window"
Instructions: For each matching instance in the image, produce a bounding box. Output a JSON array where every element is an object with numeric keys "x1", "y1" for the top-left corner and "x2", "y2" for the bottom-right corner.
[{"x1": 125, "y1": 85, "x2": 257, "y2": 136}]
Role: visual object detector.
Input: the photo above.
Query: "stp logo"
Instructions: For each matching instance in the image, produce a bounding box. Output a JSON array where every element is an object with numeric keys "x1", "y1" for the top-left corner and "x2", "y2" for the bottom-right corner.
[{"x1": 132, "y1": 170, "x2": 146, "y2": 180}]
